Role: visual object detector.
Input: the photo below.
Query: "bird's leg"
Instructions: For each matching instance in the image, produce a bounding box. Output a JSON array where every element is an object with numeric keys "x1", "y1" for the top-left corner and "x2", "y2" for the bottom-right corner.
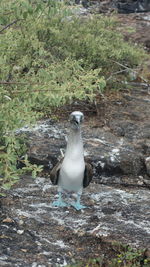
[
  {"x1": 52, "y1": 188, "x2": 68, "y2": 207},
  {"x1": 71, "y1": 189, "x2": 87, "y2": 210},
  {"x1": 66, "y1": 191, "x2": 72, "y2": 201}
]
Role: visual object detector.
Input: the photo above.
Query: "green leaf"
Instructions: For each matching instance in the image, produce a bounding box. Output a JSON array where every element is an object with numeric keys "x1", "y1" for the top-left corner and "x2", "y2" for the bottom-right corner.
[
  {"x1": 2, "y1": 183, "x2": 12, "y2": 190},
  {"x1": 32, "y1": 170, "x2": 37, "y2": 179},
  {"x1": 0, "y1": 192, "x2": 6, "y2": 197}
]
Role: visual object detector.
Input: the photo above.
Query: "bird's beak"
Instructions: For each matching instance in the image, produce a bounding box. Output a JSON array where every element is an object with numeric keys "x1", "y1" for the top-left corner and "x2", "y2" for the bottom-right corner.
[{"x1": 75, "y1": 115, "x2": 81, "y2": 124}]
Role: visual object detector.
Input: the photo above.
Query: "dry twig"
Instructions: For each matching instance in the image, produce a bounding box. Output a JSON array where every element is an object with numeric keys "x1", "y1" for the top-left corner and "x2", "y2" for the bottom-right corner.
[{"x1": 0, "y1": 19, "x2": 20, "y2": 34}]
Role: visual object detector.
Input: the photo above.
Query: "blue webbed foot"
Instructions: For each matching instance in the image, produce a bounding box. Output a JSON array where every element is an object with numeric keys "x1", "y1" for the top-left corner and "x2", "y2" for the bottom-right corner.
[
  {"x1": 71, "y1": 192, "x2": 87, "y2": 210},
  {"x1": 52, "y1": 192, "x2": 68, "y2": 207},
  {"x1": 71, "y1": 202, "x2": 87, "y2": 210},
  {"x1": 52, "y1": 200, "x2": 68, "y2": 207}
]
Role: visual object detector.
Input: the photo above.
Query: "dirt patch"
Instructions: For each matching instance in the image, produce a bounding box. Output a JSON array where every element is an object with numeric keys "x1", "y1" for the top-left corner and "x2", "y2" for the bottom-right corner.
[{"x1": 116, "y1": 12, "x2": 150, "y2": 53}]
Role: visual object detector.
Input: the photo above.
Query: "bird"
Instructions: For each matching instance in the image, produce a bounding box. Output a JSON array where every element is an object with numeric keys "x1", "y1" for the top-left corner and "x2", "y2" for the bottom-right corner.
[{"x1": 50, "y1": 111, "x2": 93, "y2": 210}]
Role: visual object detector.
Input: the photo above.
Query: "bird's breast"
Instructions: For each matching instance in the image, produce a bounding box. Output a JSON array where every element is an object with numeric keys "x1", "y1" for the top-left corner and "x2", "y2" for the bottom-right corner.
[
  {"x1": 61, "y1": 158, "x2": 85, "y2": 178},
  {"x1": 59, "y1": 158, "x2": 85, "y2": 191}
]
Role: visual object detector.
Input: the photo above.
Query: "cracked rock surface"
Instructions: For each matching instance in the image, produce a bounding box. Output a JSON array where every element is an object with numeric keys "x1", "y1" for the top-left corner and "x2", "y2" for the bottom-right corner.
[{"x1": 0, "y1": 176, "x2": 150, "y2": 266}]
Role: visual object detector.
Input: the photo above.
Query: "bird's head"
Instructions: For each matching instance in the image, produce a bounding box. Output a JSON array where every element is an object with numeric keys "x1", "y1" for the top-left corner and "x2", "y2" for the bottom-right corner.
[{"x1": 69, "y1": 111, "x2": 84, "y2": 130}]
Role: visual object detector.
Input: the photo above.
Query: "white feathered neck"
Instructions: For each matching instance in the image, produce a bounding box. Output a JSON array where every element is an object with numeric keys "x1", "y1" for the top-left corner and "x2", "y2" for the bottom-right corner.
[{"x1": 65, "y1": 127, "x2": 84, "y2": 160}]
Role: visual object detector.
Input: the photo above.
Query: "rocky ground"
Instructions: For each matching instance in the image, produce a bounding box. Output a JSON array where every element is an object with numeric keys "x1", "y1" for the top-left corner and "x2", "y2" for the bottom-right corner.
[{"x1": 0, "y1": 176, "x2": 150, "y2": 266}]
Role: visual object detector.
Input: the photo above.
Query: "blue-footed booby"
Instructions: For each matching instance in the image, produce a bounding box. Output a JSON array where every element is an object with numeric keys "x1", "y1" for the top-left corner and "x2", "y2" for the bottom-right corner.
[{"x1": 50, "y1": 111, "x2": 93, "y2": 210}]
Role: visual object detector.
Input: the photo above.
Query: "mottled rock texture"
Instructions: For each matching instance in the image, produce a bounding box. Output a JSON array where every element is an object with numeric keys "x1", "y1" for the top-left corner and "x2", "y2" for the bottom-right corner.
[{"x1": 0, "y1": 176, "x2": 150, "y2": 266}]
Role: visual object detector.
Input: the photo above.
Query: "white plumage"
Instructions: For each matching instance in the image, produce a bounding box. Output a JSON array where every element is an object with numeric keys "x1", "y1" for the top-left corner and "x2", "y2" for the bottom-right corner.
[{"x1": 50, "y1": 111, "x2": 92, "y2": 210}]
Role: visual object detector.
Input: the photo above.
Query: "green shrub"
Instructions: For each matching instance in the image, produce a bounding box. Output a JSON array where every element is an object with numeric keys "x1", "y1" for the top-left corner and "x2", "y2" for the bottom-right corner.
[{"x1": 0, "y1": 0, "x2": 147, "y2": 190}]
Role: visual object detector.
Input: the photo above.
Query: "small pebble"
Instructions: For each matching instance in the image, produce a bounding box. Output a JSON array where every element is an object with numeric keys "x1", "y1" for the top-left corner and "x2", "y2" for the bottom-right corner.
[{"x1": 17, "y1": 230, "x2": 24, "y2": 235}]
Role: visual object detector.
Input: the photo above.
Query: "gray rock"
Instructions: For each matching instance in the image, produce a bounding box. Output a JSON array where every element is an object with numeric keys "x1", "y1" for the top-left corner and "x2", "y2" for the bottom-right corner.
[
  {"x1": 21, "y1": 120, "x2": 147, "y2": 182},
  {"x1": 145, "y1": 157, "x2": 150, "y2": 176},
  {"x1": 1, "y1": 176, "x2": 150, "y2": 266}
]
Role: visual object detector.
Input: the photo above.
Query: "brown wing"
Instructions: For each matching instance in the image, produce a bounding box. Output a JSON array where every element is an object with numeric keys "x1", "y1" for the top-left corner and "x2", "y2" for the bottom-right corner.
[
  {"x1": 83, "y1": 161, "x2": 93, "y2": 188},
  {"x1": 50, "y1": 159, "x2": 63, "y2": 185}
]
